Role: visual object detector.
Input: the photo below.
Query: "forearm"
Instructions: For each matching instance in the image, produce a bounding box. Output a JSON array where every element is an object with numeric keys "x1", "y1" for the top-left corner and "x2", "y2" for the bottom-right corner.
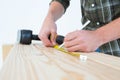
[
  {"x1": 45, "y1": 1, "x2": 65, "y2": 22},
  {"x1": 96, "y1": 18, "x2": 120, "y2": 44}
]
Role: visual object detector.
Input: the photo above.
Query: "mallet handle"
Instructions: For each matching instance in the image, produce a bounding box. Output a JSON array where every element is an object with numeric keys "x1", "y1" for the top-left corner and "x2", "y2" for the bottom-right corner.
[
  {"x1": 32, "y1": 35, "x2": 40, "y2": 40},
  {"x1": 32, "y1": 35, "x2": 64, "y2": 45}
]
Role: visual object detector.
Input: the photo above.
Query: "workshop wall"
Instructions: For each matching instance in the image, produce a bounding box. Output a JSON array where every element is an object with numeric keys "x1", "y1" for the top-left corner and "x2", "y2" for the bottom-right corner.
[{"x1": 0, "y1": 0, "x2": 82, "y2": 69}]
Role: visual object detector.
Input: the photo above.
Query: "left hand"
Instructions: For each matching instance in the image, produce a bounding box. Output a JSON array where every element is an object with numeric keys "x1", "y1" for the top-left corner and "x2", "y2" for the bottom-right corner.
[{"x1": 64, "y1": 30, "x2": 103, "y2": 52}]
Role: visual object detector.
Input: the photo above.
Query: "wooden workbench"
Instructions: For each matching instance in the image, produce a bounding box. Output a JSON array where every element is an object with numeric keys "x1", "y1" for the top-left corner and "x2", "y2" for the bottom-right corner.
[{"x1": 0, "y1": 43, "x2": 120, "y2": 80}]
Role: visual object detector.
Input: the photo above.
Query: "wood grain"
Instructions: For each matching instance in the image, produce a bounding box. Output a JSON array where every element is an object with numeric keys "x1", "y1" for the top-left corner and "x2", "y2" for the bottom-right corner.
[
  {"x1": 2, "y1": 44, "x2": 13, "y2": 61},
  {"x1": 0, "y1": 44, "x2": 120, "y2": 80}
]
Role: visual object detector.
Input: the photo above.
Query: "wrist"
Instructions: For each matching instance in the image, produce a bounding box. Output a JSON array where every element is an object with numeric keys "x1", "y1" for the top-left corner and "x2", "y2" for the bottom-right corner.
[
  {"x1": 95, "y1": 28, "x2": 108, "y2": 46},
  {"x1": 95, "y1": 18, "x2": 120, "y2": 45},
  {"x1": 47, "y1": 1, "x2": 64, "y2": 22},
  {"x1": 45, "y1": 11, "x2": 56, "y2": 22}
]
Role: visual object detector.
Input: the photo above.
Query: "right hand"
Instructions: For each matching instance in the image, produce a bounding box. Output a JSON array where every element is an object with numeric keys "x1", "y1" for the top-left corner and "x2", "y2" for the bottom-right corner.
[{"x1": 38, "y1": 17, "x2": 57, "y2": 47}]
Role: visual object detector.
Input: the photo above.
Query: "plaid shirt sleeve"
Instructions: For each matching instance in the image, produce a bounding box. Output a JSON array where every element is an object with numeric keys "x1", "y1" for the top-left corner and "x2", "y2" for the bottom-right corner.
[{"x1": 50, "y1": 0, "x2": 70, "y2": 12}]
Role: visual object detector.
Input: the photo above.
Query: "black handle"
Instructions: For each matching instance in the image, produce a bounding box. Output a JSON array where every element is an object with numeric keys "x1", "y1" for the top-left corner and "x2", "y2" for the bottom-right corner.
[
  {"x1": 32, "y1": 35, "x2": 64, "y2": 45},
  {"x1": 32, "y1": 35, "x2": 40, "y2": 40},
  {"x1": 56, "y1": 35, "x2": 64, "y2": 45}
]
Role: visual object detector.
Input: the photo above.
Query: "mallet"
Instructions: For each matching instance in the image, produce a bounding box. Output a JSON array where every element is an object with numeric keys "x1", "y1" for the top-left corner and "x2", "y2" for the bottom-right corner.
[{"x1": 17, "y1": 29, "x2": 64, "y2": 45}]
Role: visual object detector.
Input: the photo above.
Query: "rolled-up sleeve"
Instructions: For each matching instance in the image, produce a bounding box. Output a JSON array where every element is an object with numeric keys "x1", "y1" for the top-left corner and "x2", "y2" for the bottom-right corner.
[{"x1": 50, "y1": 0, "x2": 70, "y2": 12}]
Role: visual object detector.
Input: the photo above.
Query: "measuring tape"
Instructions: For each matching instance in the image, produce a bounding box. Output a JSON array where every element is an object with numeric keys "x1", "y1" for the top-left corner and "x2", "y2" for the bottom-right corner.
[{"x1": 53, "y1": 45, "x2": 80, "y2": 57}]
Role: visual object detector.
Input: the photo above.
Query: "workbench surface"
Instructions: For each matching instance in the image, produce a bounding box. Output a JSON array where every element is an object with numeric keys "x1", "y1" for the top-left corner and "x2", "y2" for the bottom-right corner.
[{"x1": 0, "y1": 44, "x2": 120, "y2": 80}]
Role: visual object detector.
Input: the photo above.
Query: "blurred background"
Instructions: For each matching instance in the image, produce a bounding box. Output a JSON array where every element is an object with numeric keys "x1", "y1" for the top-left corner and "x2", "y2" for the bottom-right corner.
[{"x1": 0, "y1": 0, "x2": 82, "y2": 69}]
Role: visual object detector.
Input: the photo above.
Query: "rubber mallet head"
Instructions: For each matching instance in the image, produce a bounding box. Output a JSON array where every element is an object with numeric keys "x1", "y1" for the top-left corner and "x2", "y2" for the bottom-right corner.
[{"x1": 17, "y1": 29, "x2": 64, "y2": 45}]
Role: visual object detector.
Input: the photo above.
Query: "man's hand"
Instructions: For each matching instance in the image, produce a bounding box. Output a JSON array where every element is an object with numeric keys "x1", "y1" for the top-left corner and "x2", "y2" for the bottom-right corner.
[
  {"x1": 38, "y1": 17, "x2": 57, "y2": 47},
  {"x1": 64, "y1": 30, "x2": 103, "y2": 52},
  {"x1": 38, "y1": 1, "x2": 65, "y2": 47}
]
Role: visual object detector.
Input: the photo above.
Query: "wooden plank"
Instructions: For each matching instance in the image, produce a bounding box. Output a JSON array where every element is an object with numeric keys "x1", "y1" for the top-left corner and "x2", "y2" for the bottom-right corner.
[
  {"x1": 2, "y1": 44, "x2": 13, "y2": 61},
  {"x1": 0, "y1": 44, "x2": 120, "y2": 80}
]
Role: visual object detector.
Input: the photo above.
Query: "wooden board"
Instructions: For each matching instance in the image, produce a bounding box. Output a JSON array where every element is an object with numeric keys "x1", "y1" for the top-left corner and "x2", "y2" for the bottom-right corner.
[
  {"x1": 0, "y1": 43, "x2": 120, "y2": 80},
  {"x1": 2, "y1": 44, "x2": 13, "y2": 61}
]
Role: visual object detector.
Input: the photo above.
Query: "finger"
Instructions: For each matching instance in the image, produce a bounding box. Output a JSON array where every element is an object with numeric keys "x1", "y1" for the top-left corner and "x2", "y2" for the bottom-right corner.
[
  {"x1": 50, "y1": 31, "x2": 57, "y2": 45},
  {"x1": 64, "y1": 38, "x2": 83, "y2": 48},
  {"x1": 64, "y1": 30, "x2": 78, "y2": 41},
  {"x1": 66, "y1": 44, "x2": 91, "y2": 52},
  {"x1": 39, "y1": 34, "x2": 53, "y2": 47},
  {"x1": 66, "y1": 44, "x2": 85, "y2": 52}
]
